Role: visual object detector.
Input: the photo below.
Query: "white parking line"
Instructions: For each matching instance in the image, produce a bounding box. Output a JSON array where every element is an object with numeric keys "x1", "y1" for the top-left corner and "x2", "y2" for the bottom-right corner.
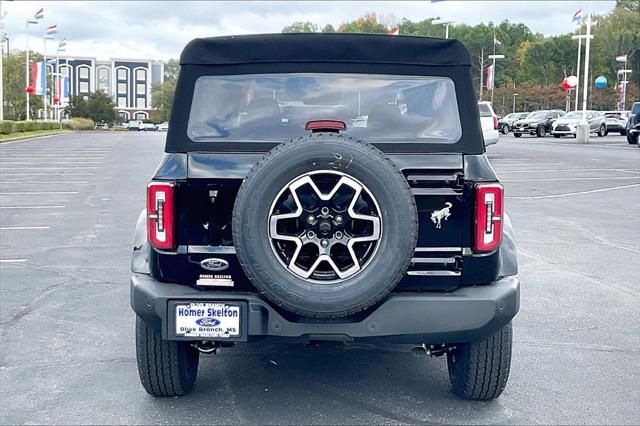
[
  {"x1": 508, "y1": 183, "x2": 640, "y2": 199},
  {"x1": 503, "y1": 176, "x2": 640, "y2": 182},
  {"x1": 0, "y1": 167, "x2": 100, "y2": 170},
  {"x1": 0, "y1": 173, "x2": 94, "y2": 176},
  {"x1": 0, "y1": 226, "x2": 50, "y2": 230},
  {"x1": 496, "y1": 168, "x2": 640, "y2": 174},
  {"x1": 491, "y1": 162, "x2": 567, "y2": 167},
  {"x1": 0, "y1": 259, "x2": 27, "y2": 263},
  {"x1": 0, "y1": 161, "x2": 104, "y2": 164},
  {"x1": 0, "y1": 181, "x2": 90, "y2": 184},
  {"x1": 0, "y1": 191, "x2": 79, "y2": 195},
  {"x1": 0, "y1": 205, "x2": 66, "y2": 209}
]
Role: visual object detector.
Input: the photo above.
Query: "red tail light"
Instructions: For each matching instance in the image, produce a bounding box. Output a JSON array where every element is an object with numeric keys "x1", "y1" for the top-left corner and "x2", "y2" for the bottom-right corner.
[
  {"x1": 474, "y1": 183, "x2": 503, "y2": 253},
  {"x1": 147, "y1": 182, "x2": 175, "y2": 250},
  {"x1": 493, "y1": 116, "x2": 499, "y2": 130}
]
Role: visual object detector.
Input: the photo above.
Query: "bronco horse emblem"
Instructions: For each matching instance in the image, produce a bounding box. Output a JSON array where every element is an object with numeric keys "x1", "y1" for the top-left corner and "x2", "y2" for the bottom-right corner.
[{"x1": 431, "y1": 202, "x2": 453, "y2": 229}]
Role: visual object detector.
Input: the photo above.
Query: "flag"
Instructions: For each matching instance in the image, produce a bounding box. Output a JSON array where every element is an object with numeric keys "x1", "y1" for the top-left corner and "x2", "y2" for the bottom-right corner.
[
  {"x1": 572, "y1": 9, "x2": 582, "y2": 24},
  {"x1": 616, "y1": 54, "x2": 628, "y2": 62},
  {"x1": 58, "y1": 38, "x2": 67, "y2": 49},
  {"x1": 59, "y1": 75, "x2": 70, "y2": 104},
  {"x1": 388, "y1": 27, "x2": 399, "y2": 36},
  {"x1": 34, "y1": 8, "x2": 44, "y2": 20},
  {"x1": 486, "y1": 65, "x2": 494, "y2": 91},
  {"x1": 31, "y1": 62, "x2": 46, "y2": 96},
  {"x1": 45, "y1": 24, "x2": 58, "y2": 38},
  {"x1": 493, "y1": 33, "x2": 501, "y2": 45}
]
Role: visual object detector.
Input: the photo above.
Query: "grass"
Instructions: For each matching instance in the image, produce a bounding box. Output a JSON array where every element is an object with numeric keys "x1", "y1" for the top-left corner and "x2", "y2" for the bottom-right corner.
[{"x1": 0, "y1": 129, "x2": 71, "y2": 143}]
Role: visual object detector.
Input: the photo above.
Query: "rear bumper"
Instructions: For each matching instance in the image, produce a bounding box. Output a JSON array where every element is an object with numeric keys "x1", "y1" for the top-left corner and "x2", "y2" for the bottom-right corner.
[{"x1": 131, "y1": 273, "x2": 519, "y2": 344}]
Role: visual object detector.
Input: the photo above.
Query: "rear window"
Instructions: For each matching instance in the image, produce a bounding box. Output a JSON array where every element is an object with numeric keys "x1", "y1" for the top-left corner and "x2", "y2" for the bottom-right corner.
[
  {"x1": 478, "y1": 104, "x2": 493, "y2": 117},
  {"x1": 187, "y1": 73, "x2": 462, "y2": 144}
]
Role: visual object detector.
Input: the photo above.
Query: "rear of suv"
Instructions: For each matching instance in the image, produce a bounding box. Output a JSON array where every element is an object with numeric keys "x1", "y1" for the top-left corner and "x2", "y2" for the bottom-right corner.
[{"x1": 130, "y1": 34, "x2": 520, "y2": 400}]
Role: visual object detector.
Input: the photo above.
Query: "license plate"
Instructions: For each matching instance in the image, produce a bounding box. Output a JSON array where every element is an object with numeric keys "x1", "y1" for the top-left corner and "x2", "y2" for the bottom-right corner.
[{"x1": 175, "y1": 302, "x2": 240, "y2": 338}]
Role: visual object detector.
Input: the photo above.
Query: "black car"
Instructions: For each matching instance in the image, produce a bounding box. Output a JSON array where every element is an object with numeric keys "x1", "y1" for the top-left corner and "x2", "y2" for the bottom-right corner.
[
  {"x1": 130, "y1": 34, "x2": 520, "y2": 400},
  {"x1": 498, "y1": 112, "x2": 528, "y2": 134},
  {"x1": 513, "y1": 110, "x2": 565, "y2": 138},
  {"x1": 626, "y1": 102, "x2": 640, "y2": 145}
]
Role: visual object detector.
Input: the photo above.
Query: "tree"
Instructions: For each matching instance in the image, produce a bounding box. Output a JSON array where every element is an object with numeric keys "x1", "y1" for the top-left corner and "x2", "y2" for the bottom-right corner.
[
  {"x1": 164, "y1": 59, "x2": 180, "y2": 82},
  {"x1": 65, "y1": 95, "x2": 89, "y2": 119},
  {"x1": 1, "y1": 50, "x2": 44, "y2": 120},
  {"x1": 151, "y1": 80, "x2": 176, "y2": 122},
  {"x1": 86, "y1": 91, "x2": 118, "y2": 125},
  {"x1": 338, "y1": 13, "x2": 389, "y2": 34},
  {"x1": 282, "y1": 21, "x2": 318, "y2": 33},
  {"x1": 322, "y1": 24, "x2": 335, "y2": 33}
]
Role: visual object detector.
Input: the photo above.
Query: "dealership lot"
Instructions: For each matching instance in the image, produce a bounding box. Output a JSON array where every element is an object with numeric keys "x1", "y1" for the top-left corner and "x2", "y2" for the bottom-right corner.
[{"x1": 0, "y1": 132, "x2": 638, "y2": 424}]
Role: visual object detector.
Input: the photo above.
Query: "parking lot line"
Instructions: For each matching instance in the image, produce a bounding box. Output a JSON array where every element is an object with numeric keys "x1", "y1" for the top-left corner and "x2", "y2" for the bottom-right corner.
[
  {"x1": 0, "y1": 191, "x2": 79, "y2": 195},
  {"x1": 508, "y1": 183, "x2": 640, "y2": 199},
  {"x1": 0, "y1": 173, "x2": 94, "y2": 176},
  {"x1": 0, "y1": 259, "x2": 27, "y2": 263},
  {"x1": 0, "y1": 205, "x2": 66, "y2": 209},
  {"x1": 0, "y1": 226, "x2": 50, "y2": 230},
  {"x1": 495, "y1": 168, "x2": 640, "y2": 174},
  {"x1": 0, "y1": 167, "x2": 100, "y2": 170},
  {"x1": 503, "y1": 176, "x2": 640, "y2": 182},
  {"x1": 0, "y1": 161, "x2": 104, "y2": 164},
  {"x1": 0, "y1": 181, "x2": 90, "y2": 184}
]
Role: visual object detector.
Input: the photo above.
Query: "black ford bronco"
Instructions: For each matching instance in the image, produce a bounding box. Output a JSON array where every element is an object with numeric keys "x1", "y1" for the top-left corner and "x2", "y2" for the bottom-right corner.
[{"x1": 130, "y1": 33, "x2": 520, "y2": 400}]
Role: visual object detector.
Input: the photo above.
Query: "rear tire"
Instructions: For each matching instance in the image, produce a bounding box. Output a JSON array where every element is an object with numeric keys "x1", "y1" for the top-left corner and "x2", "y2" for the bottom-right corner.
[
  {"x1": 597, "y1": 125, "x2": 606, "y2": 137},
  {"x1": 535, "y1": 125, "x2": 545, "y2": 138},
  {"x1": 500, "y1": 124, "x2": 509, "y2": 134},
  {"x1": 620, "y1": 130, "x2": 626, "y2": 136},
  {"x1": 628, "y1": 132, "x2": 636, "y2": 144},
  {"x1": 135, "y1": 316, "x2": 200, "y2": 397},
  {"x1": 447, "y1": 322, "x2": 512, "y2": 400},
  {"x1": 513, "y1": 133, "x2": 522, "y2": 138},
  {"x1": 553, "y1": 134, "x2": 560, "y2": 138}
]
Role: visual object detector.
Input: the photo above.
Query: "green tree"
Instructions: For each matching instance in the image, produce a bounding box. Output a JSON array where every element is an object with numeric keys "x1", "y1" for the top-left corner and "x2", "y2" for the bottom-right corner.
[
  {"x1": 282, "y1": 21, "x2": 318, "y2": 33},
  {"x1": 1, "y1": 50, "x2": 44, "y2": 120},
  {"x1": 164, "y1": 58, "x2": 180, "y2": 82},
  {"x1": 151, "y1": 80, "x2": 176, "y2": 122},
  {"x1": 338, "y1": 13, "x2": 389, "y2": 34},
  {"x1": 65, "y1": 95, "x2": 89, "y2": 119},
  {"x1": 86, "y1": 91, "x2": 118, "y2": 125},
  {"x1": 322, "y1": 24, "x2": 336, "y2": 33}
]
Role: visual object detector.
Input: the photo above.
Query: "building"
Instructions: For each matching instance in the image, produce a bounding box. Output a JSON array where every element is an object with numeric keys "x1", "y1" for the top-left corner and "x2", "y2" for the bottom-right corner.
[{"x1": 51, "y1": 56, "x2": 164, "y2": 121}]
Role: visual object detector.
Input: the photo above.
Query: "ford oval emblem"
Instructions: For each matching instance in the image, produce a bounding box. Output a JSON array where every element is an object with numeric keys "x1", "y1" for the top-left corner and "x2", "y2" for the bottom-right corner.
[
  {"x1": 196, "y1": 317, "x2": 221, "y2": 327},
  {"x1": 200, "y1": 258, "x2": 229, "y2": 271}
]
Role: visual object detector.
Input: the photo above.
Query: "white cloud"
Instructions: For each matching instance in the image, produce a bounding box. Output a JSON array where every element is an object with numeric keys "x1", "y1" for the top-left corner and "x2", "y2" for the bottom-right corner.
[{"x1": 3, "y1": 1, "x2": 616, "y2": 61}]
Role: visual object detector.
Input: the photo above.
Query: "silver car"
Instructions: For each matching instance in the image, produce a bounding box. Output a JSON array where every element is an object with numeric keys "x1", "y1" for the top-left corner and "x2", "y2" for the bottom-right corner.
[{"x1": 551, "y1": 110, "x2": 607, "y2": 138}]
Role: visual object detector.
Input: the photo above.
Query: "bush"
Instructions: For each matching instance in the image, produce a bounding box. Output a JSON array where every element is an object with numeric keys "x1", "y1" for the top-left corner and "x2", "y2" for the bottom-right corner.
[
  {"x1": 0, "y1": 121, "x2": 15, "y2": 134},
  {"x1": 64, "y1": 117, "x2": 94, "y2": 130}
]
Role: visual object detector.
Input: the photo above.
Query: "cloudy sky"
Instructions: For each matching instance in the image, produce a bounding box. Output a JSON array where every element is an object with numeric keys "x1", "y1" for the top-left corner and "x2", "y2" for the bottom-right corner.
[{"x1": 3, "y1": 1, "x2": 616, "y2": 61}]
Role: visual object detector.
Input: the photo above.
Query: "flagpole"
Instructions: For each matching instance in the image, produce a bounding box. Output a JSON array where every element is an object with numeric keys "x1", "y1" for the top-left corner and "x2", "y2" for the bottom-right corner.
[
  {"x1": 479, "y1": 48, "x2": 484, "y2": 101},
  {"x1": 581, "y1": 10, "x2": 591, "y2": 114},
  {"x1": 56, "y1": 48, "x2": 59, "y2": 121},
  {"x1": 491, "y1": 38, "x2": 496, "y2": 104},
  {"x1": 43, "y1": 36, "x2": 47, "y2": 120},
  {"x1": 574, "y1": 25, "x2": 582, "y2": 111},
  {"x1": 26, "y1": 21, "x2": 31, "y2": 120}
]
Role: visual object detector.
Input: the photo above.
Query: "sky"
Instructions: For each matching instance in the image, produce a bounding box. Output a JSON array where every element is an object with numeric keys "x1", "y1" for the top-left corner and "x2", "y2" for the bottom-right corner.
[{"x1": 2, "y1": 1, "x2": 617, "y2": 61}]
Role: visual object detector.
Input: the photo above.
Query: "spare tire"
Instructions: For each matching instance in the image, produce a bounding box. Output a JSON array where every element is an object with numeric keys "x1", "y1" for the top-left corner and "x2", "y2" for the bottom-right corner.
[{"x1": 232, "y1": 133, "x2": 418, "y2": 318}]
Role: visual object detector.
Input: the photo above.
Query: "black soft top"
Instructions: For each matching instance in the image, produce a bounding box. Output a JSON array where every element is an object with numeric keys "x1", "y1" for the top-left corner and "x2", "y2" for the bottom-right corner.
[{"x1": 180, "y1": 33, "x2": 472, "y2": 67}]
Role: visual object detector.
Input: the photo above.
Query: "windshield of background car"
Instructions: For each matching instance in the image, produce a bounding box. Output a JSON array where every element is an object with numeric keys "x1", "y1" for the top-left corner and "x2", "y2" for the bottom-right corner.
[
  {"x1": 564, "y1": 112, "x2": 584, "y2": 120},
  {"x1": 478, "y1": 104, "x2": 493, "y2": 118},
  {"x1": 631, "y1": 103, "x2": 640, "y2": 115},
  {"x1": 527, "y1": 112, "x2": 547, "y2": 120},
  {"x1": 187, "y1": 73, "x2": 462, "y2": 144}
]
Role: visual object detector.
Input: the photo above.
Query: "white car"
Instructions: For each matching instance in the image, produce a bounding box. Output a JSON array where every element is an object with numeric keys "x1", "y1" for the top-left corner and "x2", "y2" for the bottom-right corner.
[
  {"x1": 157, "y1": 122, "x2": 169, "y2": 132},
  {"x1": 478, "y1": 101, "x2": 499, "y2": 146}
]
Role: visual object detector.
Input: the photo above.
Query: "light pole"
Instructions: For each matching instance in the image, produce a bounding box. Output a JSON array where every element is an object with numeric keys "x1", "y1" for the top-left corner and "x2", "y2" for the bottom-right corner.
[
  {"x1": 431, "y1": 19, "x2": 454, "y2": 39},
  {"x1": 574, "y1": 9, "x2": 593, "y2": 144},
  {"x1": 571, "y1": 24, "x2": 583, "y2": 111},
  {"x1": 512, "y1": 93, "x2": 518, "y2": 113},
  {"x1": 0, "y1": 1, "x2": 5, "y2": 121}
]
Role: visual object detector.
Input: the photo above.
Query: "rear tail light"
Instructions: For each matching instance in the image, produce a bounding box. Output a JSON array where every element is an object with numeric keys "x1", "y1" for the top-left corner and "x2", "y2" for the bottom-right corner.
[
  {"x1": 474, "y1": 183, "x2": 503, "y2": 253},
  {"x1": 493, "y1": 116, "x2": 499, "y2": 130},
  {"x1": 147, "y1": 182, "x2": 175, "y2": 250}
]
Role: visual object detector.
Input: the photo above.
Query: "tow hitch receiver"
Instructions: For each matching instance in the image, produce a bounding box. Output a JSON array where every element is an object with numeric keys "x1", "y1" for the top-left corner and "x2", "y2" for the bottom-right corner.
[{"x1": 411, "y1": 343, "x2": 456, "y2": 357}]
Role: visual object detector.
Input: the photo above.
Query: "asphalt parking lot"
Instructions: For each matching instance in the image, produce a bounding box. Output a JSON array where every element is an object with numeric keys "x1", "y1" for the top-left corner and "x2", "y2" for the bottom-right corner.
[{"x1": 0, "y1": 131, "x2": 638, "y2": 425}]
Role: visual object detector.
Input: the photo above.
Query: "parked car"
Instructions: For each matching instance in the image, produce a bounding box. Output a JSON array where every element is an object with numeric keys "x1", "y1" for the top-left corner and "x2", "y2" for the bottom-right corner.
[
  {"x1": 498, "y1": 112, "x2": 528, "y2": 134},
  {"x1": 131, "y1": 34, "x2": 519, "y2": 400},
  {"x1": 603, "y1": 111, "x2": 630, "y2": 135},
  {"x1": 128, "y1": 120, "x2": 143, "y2": 131},
  {"x1": 551, "y1": 110, "x2": 607, "y2": 138},
  {"x1": 478, "y1": 101, "x2": 499, "y2": 146},
  {"x1": 512, "y1": 110, "x2": 564, "y2": 138},
  {"x1": 157, "y1": 122, "x2": 169, "y2": 132},
  {"x1": 625, "y1": 102, "x2": 640, "y2": 145},
  {"x1": 141, "y1": 122, "x2": 157, "y2": 131}
]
